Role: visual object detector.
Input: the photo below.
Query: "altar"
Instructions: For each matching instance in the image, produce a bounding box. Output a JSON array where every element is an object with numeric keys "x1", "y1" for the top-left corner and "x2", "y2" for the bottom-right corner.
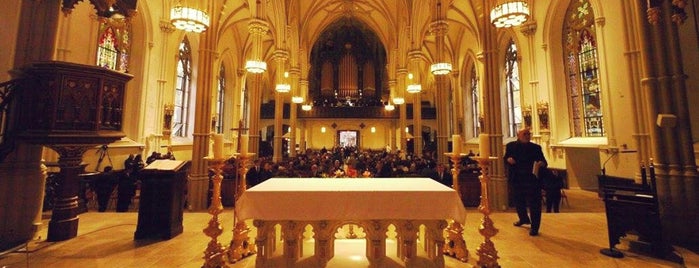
[{"x1": 236, "y1": 178, "x2": 467, "y2": 267}]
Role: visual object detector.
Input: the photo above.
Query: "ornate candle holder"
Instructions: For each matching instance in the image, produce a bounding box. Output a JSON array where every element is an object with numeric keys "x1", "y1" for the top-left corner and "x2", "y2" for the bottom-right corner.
[
  {"x1": 202, "y1": 156, "x2": 230, "y2": 268},
  {"x1": 227, "y1": 153, "x2": 256, "y2": 262},
  {"x1": 442, "y1": 152, "x2": 468, "y2": 262},
  {"x1": 475, "y1": 156, "x2": 500, "y2": 267}
]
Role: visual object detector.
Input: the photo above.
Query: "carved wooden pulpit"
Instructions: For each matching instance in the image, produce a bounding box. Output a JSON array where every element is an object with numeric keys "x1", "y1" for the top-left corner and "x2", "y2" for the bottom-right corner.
[{"x1": 14, "y1": 61, "x2": 132, "y2": 241}]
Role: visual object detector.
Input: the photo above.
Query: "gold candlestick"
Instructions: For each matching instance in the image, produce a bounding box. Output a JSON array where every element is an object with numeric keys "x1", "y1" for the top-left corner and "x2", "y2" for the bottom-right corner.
[
  {"x1": 475, "y1": 156, "x2": 500, "y2": 267},
  {"x1": 203, "y1": 157, "x2": 229, "y2": 268},
  {"x1": 443, "y1": 153, "x2": 468, "y2": 262},
  {"x1": 227, "y1": 153, "x2": 256, "y2": 262}
]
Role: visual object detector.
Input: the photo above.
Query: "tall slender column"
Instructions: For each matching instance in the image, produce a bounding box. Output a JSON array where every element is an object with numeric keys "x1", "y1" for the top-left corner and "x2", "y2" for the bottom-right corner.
[
  {"x1": 299, "y1": 79, "x2": 309, "y2": 152},
  {"x1": 155, "y1": 21, "x2": 176, "y2": 154},
  {"x1": 620, "y1": 0, "x2": 652, "y2": 171},
  {"x1": 451, "y1": 70, "x2": 462, "y2": 137},
  {"x1": 482, "y1": 0, "x2": 507, "y2": 211},
  {"x1": 188, "y1": 0, "x2": 220, "y2": 210},
  {"x1": 396, "y1": 68, "x2": 408, "y2": 151},
  {"x1": 289, "y1": 67, "x2": 300, "y2": 157},
  {"x1": 520, "y1": 21, "x2": 541, "y2": 140},
  {"x1": 273, "y1": 50, "x2": 289, "y2": 163},
  {"x1": 246, "y1": 18, "x2": 270, "y2": 159},
  {"x1": 408, "y1": 50, "x2": 423, "y2": 156},
  {"x1": 431, "y1": 11, "x2": 451, "y2": 165}
]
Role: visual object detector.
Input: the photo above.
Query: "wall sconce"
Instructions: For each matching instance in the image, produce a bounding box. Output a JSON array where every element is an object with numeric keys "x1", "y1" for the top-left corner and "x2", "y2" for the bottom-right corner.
[
  {"x1": 537, "y1": 101, "x2": 549, "y2": 130},
  {"x1": 522, "y1": 105, "x2": 532, "y2": 127},
  {"x1": 321, "y1": 126, "x2": 326, "y2": 133},
  {"x1": 371, "y1": 127, "x2": 376, "y2": 133}
]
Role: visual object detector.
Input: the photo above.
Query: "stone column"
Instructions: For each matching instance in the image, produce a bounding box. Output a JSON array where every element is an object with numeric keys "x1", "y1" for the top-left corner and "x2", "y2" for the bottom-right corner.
[
  {"x1": 0, "y1": 0, "x2": 60, "y2": 251},
  {"x1": 431, "y1": 16, "x2": 451, "y2": 165},
  {"x1": 635, "y1": 0, "x2": 698, "y2": 247},
  {"x1": 246, "y1": 18, "x2": 270, "y2": 159},
  {"x1": 289, "y1": 67, "x2": 301, "y2": 157},
  {"x1": 481, "y1": 0, "x2": 507, "y2": 211},
  {"x1": 408, "y1": 50, "x2": 423, "y2": 156},
  {"x1": 273, "y1": 50, "x2": 289, "y2": 163},
  {"x1": 396, "y1": 68, "x2": 408, "y2": 152},
  {"x1": 187, "y1": 0, "x2": 220, "y2": 210}
]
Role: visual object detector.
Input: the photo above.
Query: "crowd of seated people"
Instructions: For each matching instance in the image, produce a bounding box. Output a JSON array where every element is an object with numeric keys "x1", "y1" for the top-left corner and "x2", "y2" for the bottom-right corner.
[{"x1": 246, "y1": 146, "x2": 475, "y2": 186}]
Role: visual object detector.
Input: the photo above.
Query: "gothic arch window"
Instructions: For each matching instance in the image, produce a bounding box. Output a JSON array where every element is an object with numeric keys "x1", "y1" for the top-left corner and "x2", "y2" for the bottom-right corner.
[
  {"x1": 564, "y1": 0, "x2": 604, "y2": 137},
  {"x1": 470, "y1": 65, "x2": 481, "y2": 137},
  {"x1": 215, "y1": 64, "x2": 226, "y2": 133},
  {"x1": 96, "y1": 18, "x2": 131, "y2": 72},
  {"x1": 504, "y1": 39, "x2": 522, "y2": 137},
  {"x1": 174, "y1": 38, "x2": 192, "y2": 137}
]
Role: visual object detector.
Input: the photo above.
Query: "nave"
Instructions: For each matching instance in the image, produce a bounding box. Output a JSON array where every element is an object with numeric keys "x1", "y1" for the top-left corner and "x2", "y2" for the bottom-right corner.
[{"x1": 0, "y1": 189, "x2": 696, "y2": 268}]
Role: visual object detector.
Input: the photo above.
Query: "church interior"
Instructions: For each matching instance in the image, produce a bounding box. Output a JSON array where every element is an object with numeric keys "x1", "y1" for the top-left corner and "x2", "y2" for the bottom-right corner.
[{"x1": 1, "y1": 0, "x2": 699, "y2": 267}]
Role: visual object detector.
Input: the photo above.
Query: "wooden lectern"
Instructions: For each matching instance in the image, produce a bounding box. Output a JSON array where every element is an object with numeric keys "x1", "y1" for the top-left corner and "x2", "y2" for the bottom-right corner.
[{"x1": 134, "y1": 159, "x2": 190, "y2": 240}]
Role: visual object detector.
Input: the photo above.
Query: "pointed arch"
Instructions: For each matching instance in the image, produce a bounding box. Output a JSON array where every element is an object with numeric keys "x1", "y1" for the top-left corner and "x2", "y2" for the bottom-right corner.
[{"x1": 563, "y1": 0, "x2": 604, "y2": 137}]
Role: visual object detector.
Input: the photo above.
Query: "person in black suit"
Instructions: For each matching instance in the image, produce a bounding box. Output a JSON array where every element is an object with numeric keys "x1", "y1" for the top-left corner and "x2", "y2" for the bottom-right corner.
[
  {"x1": 245, "y1": 159, "x2": 263, "y2": 188},
  {"x1": 433, "y1": 163, "x2": 453, "y2": 187},
  {"x1": 505, "y1": 127, "x2": 547, "y2": 236},
  {"x1": 541, "y1": 167, "x2": 563, "y2": 213}
]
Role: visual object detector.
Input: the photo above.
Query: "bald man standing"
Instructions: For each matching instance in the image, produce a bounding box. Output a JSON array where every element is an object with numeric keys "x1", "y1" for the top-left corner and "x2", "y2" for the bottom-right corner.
[{"x1": 504, "y1": 127, "x2": 547, "y2": 236}]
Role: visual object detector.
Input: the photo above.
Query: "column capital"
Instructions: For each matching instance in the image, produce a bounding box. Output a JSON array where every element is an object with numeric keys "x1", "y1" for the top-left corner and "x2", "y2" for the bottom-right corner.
[
  {"x1": 519, "y1": 20, "x2": 537, "y2": 36},
  {"x1": 429, "y1": 20, "x2": 449, "y2": 36},
  {"x1": 248, "y1": 19, "x2": 270, "y2": 35},
  {"x1": 595, "y1": 17, "x2": 606, "y2": 27},
  {"x1": 408, "y1": 50, "x2": 424, "y2": 61},
  {"x1": 288, "y1": 66, "x2": 301, "y2": 76},
  {"x1": 388, "y1": 79, "x2": 397, "y2": 87},
  {"x1": 159, "y1": 20, "x2": 175, "y2": 33},
  {"x1": 273, "y1": 50, "x2": 290, "y2": 61},
  {"x1": 396, "y1": 68, "x2": 408, "y2": 75}
]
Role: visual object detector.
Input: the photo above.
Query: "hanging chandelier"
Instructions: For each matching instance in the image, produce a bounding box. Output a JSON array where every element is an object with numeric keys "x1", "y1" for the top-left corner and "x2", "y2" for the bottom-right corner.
[
  {"x1": 301, "y1": 104, "x2": 312, "y2": 111},
  {"x1": 407, "y1": 84, "x2": 422, "y2": 94},
  {"x1": 292, "y1": 96, "x2": 304, "y2": 103},
  {"x1": 490, "y1": 1, "x2": 530, "y2": 28},
  {"x1": 170, "y1": 2, "x2": 210, "y2": 33},
  {"x1": 430, "y1": 62, "x2": 452, "y2": 75},
  {"x1": 384, "y1": 102, "x2": 395, "y2": 111},
  {"x1": 392, "y1": 97, "x2": 405, "y2": 105},
  {"x1": 245, "y1": 60, "x2": 267, "y2": 73},
  {"x1": 275, "y1": 83, "x2": 291, "y2": 93}
]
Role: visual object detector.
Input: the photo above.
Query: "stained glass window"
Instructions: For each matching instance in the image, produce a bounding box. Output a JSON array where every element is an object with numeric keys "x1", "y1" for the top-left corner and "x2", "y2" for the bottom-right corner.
[
  {"x1": 505, "y1": 39, "x2": 522, "y2": 137},
  {"x1": 96, "y1": 18, "x2": 130, "y2": 72},
  {"x1": 470, "y1": 65, "x2": 480, "y2": 137},
  {"x1": 215, "y1": 65, "x2": 226, "y2": 133},
  {"x1": 174, "y1": 38, "x2": 192, "y2": 137},
  {"x1": 564, "y1": 0, "x2": 604, "y2": 136}
]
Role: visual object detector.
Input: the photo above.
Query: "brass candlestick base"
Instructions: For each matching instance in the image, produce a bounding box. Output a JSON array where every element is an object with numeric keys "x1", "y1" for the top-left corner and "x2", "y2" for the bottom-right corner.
[
  {"x1": 228, "y1": 153, "x2": 256, "y2": 263},
  {"x1": 442, "y1": 153, "x2": 468, "y2": 262},
  {"x1": 203, "y1": 157, "x2": 229, "y2": 268},
  {"x1": 475, "y1": 156, "x2": 500, "y2": 267}
]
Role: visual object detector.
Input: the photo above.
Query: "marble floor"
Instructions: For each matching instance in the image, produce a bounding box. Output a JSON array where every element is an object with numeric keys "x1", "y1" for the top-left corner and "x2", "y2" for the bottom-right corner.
[{"x1": 0, "y1": 189, "x2": 696, "y2": 268}]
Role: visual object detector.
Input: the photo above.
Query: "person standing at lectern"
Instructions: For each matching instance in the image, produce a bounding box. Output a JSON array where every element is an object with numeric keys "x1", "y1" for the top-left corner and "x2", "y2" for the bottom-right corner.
[{"x1": 505, "y1": 127, "x2": 547, "y2": 236}]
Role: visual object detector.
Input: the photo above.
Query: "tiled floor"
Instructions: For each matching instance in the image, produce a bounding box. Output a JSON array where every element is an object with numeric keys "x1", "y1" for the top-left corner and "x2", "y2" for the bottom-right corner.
[{"x1": 0, "y1": 189, "x2": 696, "y2": 267}]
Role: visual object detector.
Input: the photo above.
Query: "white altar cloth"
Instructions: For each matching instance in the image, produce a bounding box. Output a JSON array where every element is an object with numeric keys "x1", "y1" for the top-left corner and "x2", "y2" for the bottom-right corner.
[{"x1": 236, "y1": 178, "x2": 466, "y2": 223}]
